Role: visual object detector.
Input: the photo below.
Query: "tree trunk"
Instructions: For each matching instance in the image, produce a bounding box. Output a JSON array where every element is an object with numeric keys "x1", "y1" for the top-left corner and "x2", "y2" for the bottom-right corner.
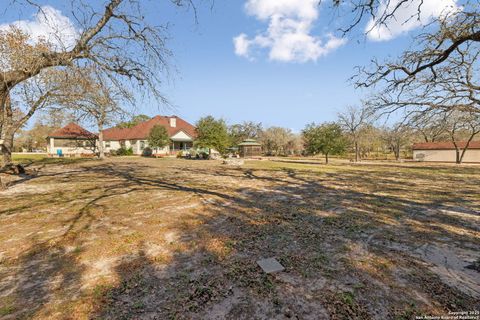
[
  {"x1": 98, "y1": 123, "x2": 105, "y2": 159},
  {"x1": 451, "y1": 137, "x2": 461, "y2": 164},
  {"x1": 1, "y1": 132, "x2": 14, "y2": 168},
  {"x1": 393, "y1": 143, "x2": 400, "y2": 161},
  {"x1": 459, "y1": 133, "x2": 477, "y2": 164},
  {"x1": 325, "y1": 153, "x2": 329, "y2": 164},
  {"x1": 354, "y1": 141, "x2": 359, "y2": 162},
  {"x1": 455, "y1": 148, "x2": 461, "y2": 164},
  {"x1": 0, "y1": 89, "x2": 14, "y2": 168}
]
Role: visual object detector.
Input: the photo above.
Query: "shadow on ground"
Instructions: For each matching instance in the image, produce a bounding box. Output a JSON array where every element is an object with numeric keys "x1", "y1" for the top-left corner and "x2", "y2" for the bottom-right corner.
[{"x1": 0, "y1": 159, "x2": 479, "y2": 319}]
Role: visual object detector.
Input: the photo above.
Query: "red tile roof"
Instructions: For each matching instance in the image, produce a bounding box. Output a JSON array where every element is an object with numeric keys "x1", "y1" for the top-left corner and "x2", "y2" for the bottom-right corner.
[
  {"x1": 48, "y1": 123, "x2": 97, "y2": 139},
  {"x1": 102, "y1": 115, "x2": 196, "y2": 141},
  {"x1": 413, "y1": 141, "x2": 480, "y2": 150}
]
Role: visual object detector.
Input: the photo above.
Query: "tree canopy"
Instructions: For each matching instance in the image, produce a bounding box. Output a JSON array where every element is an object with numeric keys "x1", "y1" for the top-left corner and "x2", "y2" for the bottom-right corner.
[
  {"x1": 0, "y1": 0, "x2": 196, "y2": 167},
  {"x1": 116, "y1": 115, "x2": 151, "y2": 129},
  {"x1": 194, "y1": 116, "x2": 230, "y2": 156},
  {"x1": 147, "y1": 125, "x2": 170, "y2": 152},
  {"x1": 302, "y1": 122, "x2": 347, "y2": 163},
  {"x1": 228, "y1": 121, "x2": 263, "y2": 146},
  {"x1": 259, "y1": 127, "x2": 296, "y2": 156}
]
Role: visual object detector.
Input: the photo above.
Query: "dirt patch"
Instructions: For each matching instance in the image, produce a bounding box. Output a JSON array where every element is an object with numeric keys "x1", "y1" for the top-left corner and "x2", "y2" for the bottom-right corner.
[
  {"x1": 415, "y1": 244, "x2": 480, "y2": 298},
  {"x1": 0, "y1": 157, "x2": 479, "y2": 319}
]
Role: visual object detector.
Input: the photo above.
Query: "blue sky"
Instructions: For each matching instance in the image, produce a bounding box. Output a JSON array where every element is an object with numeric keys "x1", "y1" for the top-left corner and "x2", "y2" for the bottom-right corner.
[
  {"x1": 150, "y1": 1, "x2": 412, "y2": 131},
  {"x1": 1, "y1": 0, "x2": 460, "y2": 131}
]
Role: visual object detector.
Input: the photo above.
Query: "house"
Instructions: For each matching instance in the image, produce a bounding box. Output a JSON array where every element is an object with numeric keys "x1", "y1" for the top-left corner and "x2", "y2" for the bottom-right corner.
[
  {"x1": 102, "y1": 115, "x2": 196, "y2": 155},
  {"x1": 237, "y1": 139, "x2": 262, "y2": 157},
  {"x1": 47, "y1": 123, "x2": 97, "y2": 157},
  {"x1": 47, "y1": 116, "x2": 196, "y2": 157},
  {"x1": 412, "y1": 141, "x2": 480, "y2": 163}
]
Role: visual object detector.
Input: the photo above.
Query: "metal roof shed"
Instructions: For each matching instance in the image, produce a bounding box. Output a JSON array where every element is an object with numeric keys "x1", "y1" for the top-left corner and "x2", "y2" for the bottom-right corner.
[{"x1": 238, "y1": 139, "x2": 262, "y2": 158}]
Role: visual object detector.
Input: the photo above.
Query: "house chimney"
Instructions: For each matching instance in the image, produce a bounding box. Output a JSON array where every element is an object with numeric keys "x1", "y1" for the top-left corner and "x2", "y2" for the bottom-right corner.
[{"x1": 169, "y1": 117, "x2": 176, "y2": 128}]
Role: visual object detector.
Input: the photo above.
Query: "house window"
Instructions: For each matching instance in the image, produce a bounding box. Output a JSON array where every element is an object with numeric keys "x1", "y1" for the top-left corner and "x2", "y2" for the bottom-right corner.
[
  {"x1": 105, "y1": 141, "x2": 111, "y2": 148},
  {"x1": 140, "y1": 141, "x2": 145, "y2": 150}
]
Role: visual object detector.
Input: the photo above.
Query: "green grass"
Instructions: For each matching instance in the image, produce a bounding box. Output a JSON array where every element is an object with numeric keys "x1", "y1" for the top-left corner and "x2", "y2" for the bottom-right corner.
[
  {"x1": 12, "y1": 153, "x2": 46, "y2": 162},
  {"x1": 12, "y1": 153, "x2": 94, "y2": 166}
]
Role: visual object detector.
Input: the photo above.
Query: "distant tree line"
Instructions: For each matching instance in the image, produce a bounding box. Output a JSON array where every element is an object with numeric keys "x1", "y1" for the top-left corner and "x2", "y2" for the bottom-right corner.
[{"x1": 194, "y1": 102, "x2": 480, "y2": 164}]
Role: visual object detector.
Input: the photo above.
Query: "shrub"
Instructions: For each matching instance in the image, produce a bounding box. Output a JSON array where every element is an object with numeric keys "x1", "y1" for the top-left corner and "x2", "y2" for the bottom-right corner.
[
  {"x1": 176, "y1": 151, "x2": 183, "y2": 158},
  {"x1": 142, "y1": 147, "x2": 153, "y2": 157},
  {"x1": 198, "y1": 151, "x2": 209, "y2": 159},
  {"x1": 189, "y1": 149, "x2": 197, "y2": 158},
  {"x1": 116, "y1": 147, "x2": 134, "y2": 156}
]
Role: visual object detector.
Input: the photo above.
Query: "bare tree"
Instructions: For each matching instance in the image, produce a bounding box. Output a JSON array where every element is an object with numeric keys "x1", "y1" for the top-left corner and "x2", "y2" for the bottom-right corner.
[
  {"x1": 61, "y1": 68, "x2": 131, "y2": 159},
  {"x1": 409, "y1": 112, "x2": 448, "y2": 143},
  {"x1": 357, "y1": 124, "x2": 384, "y2": 159},
  {"x1": 441, "y1": 111, "x2": 480, "y2": 164},
  {"x1": 259, "y1": 127, "x2": 295, "y2": 156},
  {"x1": 381, "y1": 124, "x2": 412, "y2": 161},
  {"x1": 363, "y1": 39, "x2": 480, "y2": 138},
  {"x1": 286, "y1": 134, "x2": 304, "y2": 156},
  {"x1": 0, "y1": 67, "x2": 71, "y2": 167},
  {"x1": 353, "y1": 3, "x2": 479, "y2": 89},
  {"x1": 0, "y1": 0, "x2": 196, "y2": 167},
  {"x1": 337, "y1": 105, "x2": 371, "y2": 162}
]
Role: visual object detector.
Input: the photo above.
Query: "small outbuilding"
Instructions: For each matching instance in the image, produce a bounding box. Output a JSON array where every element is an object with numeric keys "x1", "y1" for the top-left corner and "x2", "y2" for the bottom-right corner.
[
  {"x1": 47, "y1": 123, "x2": 97, "y2": 157},
  {"x1": 412, "y1": 141, "x2": 480, "y2": 163},
  {"x1": 238, "y1": 139, "x2": 262, "y2": 157}
]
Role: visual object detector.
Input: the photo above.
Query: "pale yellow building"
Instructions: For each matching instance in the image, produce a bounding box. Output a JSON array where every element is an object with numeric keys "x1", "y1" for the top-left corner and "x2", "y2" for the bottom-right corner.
[
  {"x1": 412, "y1": 141, "x2": 480, "y2": 163},
  {"x1": 47, "y1": 123, "x2": 97, "y2": 157}
]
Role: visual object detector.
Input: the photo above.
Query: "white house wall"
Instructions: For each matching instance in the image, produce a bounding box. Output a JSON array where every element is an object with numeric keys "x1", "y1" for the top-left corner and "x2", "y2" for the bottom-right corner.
[
  {"x1": 47, "y1": 138, "x2": 95, "y2": 156},
  {"x1": 106, "y1": 141, "x2": 121, "y2": 151},
  {"x1": 103, "y1": 140, "x2": 170, "y2": 155},
  {"x1": 413, "y1": 149, "x2": 480, "y2": 163},
  {"x1": 59, "y1": 132, "x2": 194, "y2": 156}
]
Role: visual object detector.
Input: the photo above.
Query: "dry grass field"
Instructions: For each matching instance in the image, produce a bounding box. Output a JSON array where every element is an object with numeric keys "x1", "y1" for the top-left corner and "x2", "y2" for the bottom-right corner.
[{"x1": 0, "y1": 156, "x2": 479, "y2": 319}]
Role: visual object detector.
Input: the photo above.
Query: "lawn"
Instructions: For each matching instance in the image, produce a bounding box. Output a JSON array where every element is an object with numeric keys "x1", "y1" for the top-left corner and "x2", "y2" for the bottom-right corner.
[{"x1": 0, "y1": 157, "x2": 479, "y2": 319}]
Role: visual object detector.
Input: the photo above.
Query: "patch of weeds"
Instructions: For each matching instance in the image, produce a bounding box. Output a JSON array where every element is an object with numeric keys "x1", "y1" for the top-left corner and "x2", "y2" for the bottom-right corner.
[
  {"x1": 225, "y1": 259, "x2": 276, "y2": 295},
  {"x1": 294, "y1": 252, "x2": 330, "y2": 278},
  {"x1": 341, "y1": 291, "x2": 355, "y2": 306},
  {"x1": 321, "y1": 289, "x2": 370, "y2": 319},
  {"x1": 345, "y1": 223, "x2": 365, "y2": 236},
  {"x1": 132, "y1": 300, "x2": 145, "y2": 310},
  {"x1": 261, "y1": 275, "x2": 276, "y2": 293},
  {"x1": 321, "y1": 267, "x2": 336, "y2": 279},
  {"x1": 0, "y1": 301, "x2": 15, "y2": 316},
  {"x1": 200, "y1": 252, "x2": 217, "y2": 266},
  {"x1": 407, "y1": 269, "x2": 478, "y2": 310},
  {"x1": 393, "y1": 302, "x2": 418, "y2": 320},
  {"x1": 323, "y1": 216, "x2": 339, "y2": 226},
  {"x1": 92, "y1": 283, "x2": 114, "y2": 301},
  {"x1": 187, "y1": 286, "x2": 214, "y2": 311},
  {"x1": 123, "y1": 232, "x2": 143, "y2": 244},
  {"x1": 352, "y1": 282, "x2": 365, "y2": 291},
  {"x1": 183, "y1": 274, "x2": 227, "y2": 313},
  {"x1": 339, "y1": 243, "x2": 352, "y2": 253},
  {"x1": 312, "y1": 252, "x2": 329, "y2": 266},
  {"x1": 225, "y1": 239, "x2": 236, "y2": 250}
]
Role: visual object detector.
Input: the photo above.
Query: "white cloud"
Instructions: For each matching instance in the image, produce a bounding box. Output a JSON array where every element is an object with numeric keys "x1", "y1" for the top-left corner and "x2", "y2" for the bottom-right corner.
[
  {"x1": 366, "y1": 0, "x2": 460, "y2": 41},
  {"x1": 233, "y1": 33, "x2": 251, "y2": 57},
  {"x1": 234, "y1": 0, "x2": 346, "y2": 63},
  {"x1": 0, "y1": 6, "x2": 79, "y2": 50}
]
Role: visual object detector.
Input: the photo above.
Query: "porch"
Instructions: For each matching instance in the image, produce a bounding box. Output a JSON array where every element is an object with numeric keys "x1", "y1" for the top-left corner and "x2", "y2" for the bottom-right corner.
[{"x1": 170, "y1": 141, "x2": 193, "y2": 155}]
